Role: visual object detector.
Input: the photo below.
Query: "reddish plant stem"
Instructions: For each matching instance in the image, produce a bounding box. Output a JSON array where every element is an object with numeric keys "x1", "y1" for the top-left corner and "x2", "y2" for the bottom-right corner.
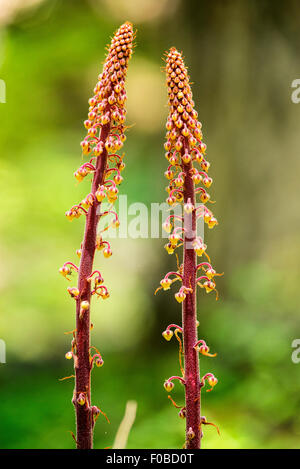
[
  {"x1": 181, "y1": 141, "x2": 201, "y2": 449},
  {"x1": 73, "y1": 121, "x2": 110, "y2": 449}
]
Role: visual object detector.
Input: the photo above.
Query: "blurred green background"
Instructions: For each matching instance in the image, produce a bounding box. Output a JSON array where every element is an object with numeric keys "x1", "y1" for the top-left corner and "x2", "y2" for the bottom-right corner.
[{"x1": 0, "y1": 0, "x2": 300, "y2": 449}]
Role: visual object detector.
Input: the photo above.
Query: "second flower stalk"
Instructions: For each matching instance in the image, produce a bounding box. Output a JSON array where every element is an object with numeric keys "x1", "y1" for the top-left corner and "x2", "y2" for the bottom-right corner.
[
  {"x1": 157, "y1": 48, "x2": 221, "y2": 449},
  {"x1": 60, "y1": 22, "x2": 134, "y2": 449}
]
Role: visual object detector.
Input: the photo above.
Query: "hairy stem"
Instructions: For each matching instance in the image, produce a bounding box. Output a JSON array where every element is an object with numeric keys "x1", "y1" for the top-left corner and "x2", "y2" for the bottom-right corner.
[
  {"x1": 74, "y1": 122, "x2": 110, "y2": 449},
  {"x1": 182, "y1": 142, "x2": 201, "y2": 449},
  {"x1": 62, "y1": 21, "x2": 134, "y2": 450}
]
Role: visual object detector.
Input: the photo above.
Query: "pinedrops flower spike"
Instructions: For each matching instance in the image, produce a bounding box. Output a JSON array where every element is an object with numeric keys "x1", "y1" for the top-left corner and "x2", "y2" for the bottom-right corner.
[
  {"x1": 157, "y1": 48, "x2": 222, "y2": 449},
  {"x1": 59, "y1": 22, "x2": 134, "y2": 449}
]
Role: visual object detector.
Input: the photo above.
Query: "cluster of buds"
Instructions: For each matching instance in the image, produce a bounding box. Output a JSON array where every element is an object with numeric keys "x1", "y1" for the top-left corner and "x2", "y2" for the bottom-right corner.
[
  {"x1": 163, "y1": 375, "x2": 185, "y2": 392},
  {"x1": 194, "y1": 339, "x2": 217, "y2": 358}
]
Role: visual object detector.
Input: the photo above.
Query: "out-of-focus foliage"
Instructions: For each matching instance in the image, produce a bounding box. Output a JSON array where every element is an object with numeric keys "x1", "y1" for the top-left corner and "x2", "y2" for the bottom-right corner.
[{"x1": 0, "y1": 0, "x2": 299, "y2": 449}]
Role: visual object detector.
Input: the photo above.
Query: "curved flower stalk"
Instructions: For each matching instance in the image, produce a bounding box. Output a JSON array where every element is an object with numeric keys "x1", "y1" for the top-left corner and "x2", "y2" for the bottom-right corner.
[
  {"x1": 157, "y1": 48, "x2": 222, "y2": 449},
  {"x1": 60, "y1": 22, "x2": 134, "y2": 449}
]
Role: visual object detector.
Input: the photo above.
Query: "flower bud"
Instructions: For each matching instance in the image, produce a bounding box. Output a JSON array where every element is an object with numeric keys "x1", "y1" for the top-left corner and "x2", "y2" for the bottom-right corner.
[
  {"x1": 80, "y1": 140, "x2": 90, "y2": 154},
  {"x1": 162, "y1": 221, "x2": 172, "y2": 233},
  {"x1": 91, "y1": 405, "x2": 100, "y2": 417},
  {"x1": 208, "y1": 375, "x2": 218, "y2": 388},
  {"x1": 84, "y1": 119, "x2": 92, "y2": 129},
  {"x1": 193, "y1": 239, "x2": 207, "y2": 256},
  {"x1": 175, "y1": 290, "x2": 186, "y2": 303},
  {"x1": 164, "y1": 169, "x2": 173, "y2": 180},
  {"x1": 65, "y1": 210, "x2": 74, "y2": 221},
  {"x1": 95, "y1": 186, "x2": 106, "y2": 202},
  {"x1": 80, "y1": 300, "x2": 90, "y2": 311},
  {"x1": 203, "y1": 280, "x2": 215, "y2": 293},
  {"x1": 175, "y1": 176, "x2": 184, "y2": 187},
  {"x1": 182, "y1": 125, "x2": 189, "y2": 137},
  {"x1": 101, "y1": 290, "x2": 110, "y2": 300},
  {"x1": 200, "y1": 142, "x2": 207, "y2": 154},
  {"x1": 192, "y1": 173, "x2": 202, "y2": 184},
  {"x1": 166, "y1": 120, "x2": 173, "y2": 131},
  {"x1": 169, "y1": 233, "x2": 180, "y2": 245},
  {"x1": 184, "y1": 200, "x2": 194, "y2": 214},
  {"x1": 114, "y1": 174, "x2": 123, "y2": 185},
  {"x1": 200, "y1": 191, "x2": 210, "y2": 203},
  {"x1": 198, "y1": 344, "x2": 209, "y2": 354},
  {"x1": 201, "y1": 160, "x2": 210, "y2": 172},
  {"x1": 94, "y1": 275, "x2": 104, "y2": 285},
  {"x1": 202, "y1": 176, "x2": 213, "y2": 188},
  {"x1": 94, "y1": 143, "x2": 104, "y2": 157},
  {"x1": 103, "y1": 247, "x2": 112, "y2": 258},
  {"x1": 167, "y1": 195, "x2": 176, "y2": 206},
  {"x1": 189, "y1": 136, "x2": 197, "y2": 148},
  {"x1": 182, "y1": 152, "x2": 191, "y2": 164},
  {"x1": 194, "y1": 127, "x2": 202, "y2": 139},
  {"x1": 164, "y1": 380, "x2": 174, "y2": 392},
  {"x1": 208, "y1": 217, "x2": 218, "y2": 229},
  {"x1": 111, "y1": 218, "x2": 120, "y2": 229},
  {"x1": 165, "y1": 243, "x2": 175, "y2": 255},
  {"x1": 169, "y1": 155, "x2": 178, "y2": 166},
  {"x1": 164, "y1": 140, "x2": 171, "y2": 151}
]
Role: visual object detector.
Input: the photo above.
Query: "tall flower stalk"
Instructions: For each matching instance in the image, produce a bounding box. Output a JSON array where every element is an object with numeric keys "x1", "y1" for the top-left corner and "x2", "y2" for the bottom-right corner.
[
  {"x1": 59, "y1": 22, "x2": 134, "y2": 449},
  {"x1": 157, "y1": 48, "x2": 222, "y2": 449}
]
